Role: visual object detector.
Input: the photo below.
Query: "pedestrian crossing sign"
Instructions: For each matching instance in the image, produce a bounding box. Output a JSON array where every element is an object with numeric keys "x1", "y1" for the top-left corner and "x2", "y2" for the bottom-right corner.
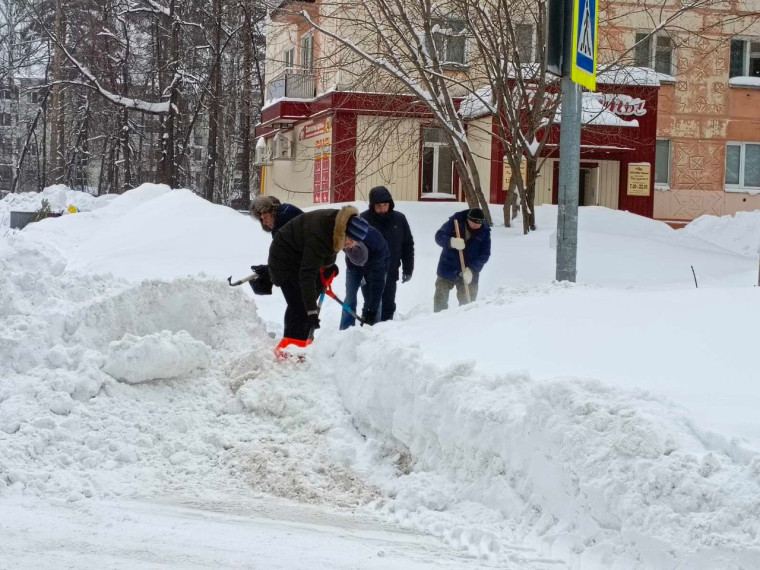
[{"x1": 571, "y1": 0, "x2": 599, "y2": 91}]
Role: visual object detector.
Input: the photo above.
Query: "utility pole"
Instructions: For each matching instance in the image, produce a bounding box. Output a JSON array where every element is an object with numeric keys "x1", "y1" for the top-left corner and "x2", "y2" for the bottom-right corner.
[{"x1": 554, "y1": 0, "x2": 598, "y2": 282}]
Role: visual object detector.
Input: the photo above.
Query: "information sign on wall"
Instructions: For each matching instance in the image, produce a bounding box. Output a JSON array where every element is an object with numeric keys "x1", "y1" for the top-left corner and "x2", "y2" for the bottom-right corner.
[{"x1": 627, "y1": 163, "x2": 651, "y2": 196}]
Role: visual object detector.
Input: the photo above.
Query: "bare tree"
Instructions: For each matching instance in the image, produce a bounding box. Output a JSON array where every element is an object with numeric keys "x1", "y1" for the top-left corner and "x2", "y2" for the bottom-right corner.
[{"x1": 297, "y1": 0, "x2": 492, "y2": 219}]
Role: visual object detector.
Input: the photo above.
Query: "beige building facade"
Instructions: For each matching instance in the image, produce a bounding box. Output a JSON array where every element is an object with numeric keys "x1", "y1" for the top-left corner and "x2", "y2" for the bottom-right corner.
[{"x1": 257, "y1": 0, "x2": 760, "y2": 222}]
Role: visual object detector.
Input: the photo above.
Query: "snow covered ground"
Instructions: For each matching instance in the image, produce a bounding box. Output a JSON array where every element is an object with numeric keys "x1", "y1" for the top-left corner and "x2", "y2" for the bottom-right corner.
[{"x1": 2, "y1": 184, "x2": 760, "y2": 569}]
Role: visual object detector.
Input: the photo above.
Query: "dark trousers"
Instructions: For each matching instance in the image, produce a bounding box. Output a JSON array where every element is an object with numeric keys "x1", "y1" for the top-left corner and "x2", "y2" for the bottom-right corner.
[
  {"x1": 280, "y1": 280, "x2": 313, "y2": 341},
  {"x1": 380, "y1": 279, "x2": 397, "y2": 321}
]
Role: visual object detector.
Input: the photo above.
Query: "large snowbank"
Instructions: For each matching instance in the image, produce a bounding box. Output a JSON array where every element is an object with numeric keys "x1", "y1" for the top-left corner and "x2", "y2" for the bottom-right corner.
[{"x1": 314, "y1": 323, "x2": 760, "y2": 567}]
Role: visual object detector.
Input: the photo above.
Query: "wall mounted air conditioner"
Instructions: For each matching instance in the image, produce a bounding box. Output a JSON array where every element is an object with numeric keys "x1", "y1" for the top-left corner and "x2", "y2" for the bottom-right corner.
[
  {"x1": 273, "y1": 132, "x2": 294, "y2": 161},
  {"x1": 254, "y1": 136, "x2": 272, "y2": 166}
]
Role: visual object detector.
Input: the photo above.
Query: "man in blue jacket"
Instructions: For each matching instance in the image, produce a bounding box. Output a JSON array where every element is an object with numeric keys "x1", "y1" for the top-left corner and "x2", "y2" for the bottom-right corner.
[
  {"x1": 361, "y1": 186, "x2": 414, "y2": 322},
  {"x1": 434, "y1": 208, "x2": 491, "y2": 312},
  {"x1": 340, "y1": 216, "x2": 390, "y2": 328}
]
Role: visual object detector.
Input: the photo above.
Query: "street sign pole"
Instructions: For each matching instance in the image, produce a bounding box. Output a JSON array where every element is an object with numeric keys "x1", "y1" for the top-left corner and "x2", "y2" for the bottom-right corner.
[
  {"x1": 556, "y1": 66, "x2": 581, "y2": 282},
  {"x1": 555, "y1": 0, "x2": 598, "y2": 282}
]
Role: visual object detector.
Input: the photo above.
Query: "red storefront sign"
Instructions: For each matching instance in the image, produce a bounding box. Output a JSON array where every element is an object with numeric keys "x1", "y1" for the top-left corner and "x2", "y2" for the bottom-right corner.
[
  {"x1": 302, "y1": 118, "x2": 331, "y2": 140},
  {"x1": 313, "y1": 137, "x2": 331, "y2": 204}
]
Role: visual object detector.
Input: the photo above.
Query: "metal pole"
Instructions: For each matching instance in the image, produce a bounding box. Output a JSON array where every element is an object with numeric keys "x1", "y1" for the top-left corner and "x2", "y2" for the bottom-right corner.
[{"x1": 556, "y1": 0, "x2": 581, "y2": 283}]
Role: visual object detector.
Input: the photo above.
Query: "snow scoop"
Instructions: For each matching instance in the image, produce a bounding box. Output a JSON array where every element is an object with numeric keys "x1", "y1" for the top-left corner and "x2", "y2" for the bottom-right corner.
[{"x1": 454, "y1": 220, "x2": 471, "y2": 303}]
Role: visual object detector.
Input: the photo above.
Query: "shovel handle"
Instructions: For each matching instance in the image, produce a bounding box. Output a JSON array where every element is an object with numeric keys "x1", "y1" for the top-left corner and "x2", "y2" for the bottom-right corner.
[{"x1": 454, "y1": 220, "x2": 471, "y2": 303}]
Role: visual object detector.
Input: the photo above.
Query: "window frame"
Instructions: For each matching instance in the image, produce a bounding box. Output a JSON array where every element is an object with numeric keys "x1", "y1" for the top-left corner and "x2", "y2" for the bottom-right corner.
[
  {"x1": 729, "y1": 38, "x2": 760, "y2": 78},
  {"x1": 300, "y1": 33, "x2": 314, "y2": 72},
  {"x1": 431, "y1": 18, "x2": 468, "y2": 67},
  {"x1": 421, "y1": 127, "x2": 455, "y2": 195},
  {"x1": 514, "y1": 23, "x2": 539, "y2": 63},
  {"x1": 655, "y1": 138, "x2": 671, "y2": 188},
  {"x1": 725, "y1": 141, "x2": 760, "y2": 191},
  {"x1": 634, "y1": 31, "x2": 675, "y2": 76},
  {"x1": 284, "y1": 47, "x2": 295, "y2": 70}
]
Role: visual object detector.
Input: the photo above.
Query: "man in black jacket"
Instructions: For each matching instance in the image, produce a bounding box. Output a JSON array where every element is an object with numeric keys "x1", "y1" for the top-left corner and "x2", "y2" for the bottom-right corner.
[
  {"x1": 250, "y1": 195, "x2": 303, "y2": 236},
  {"x1": 361, "y1": 186, "x2": 414, "y2": 322},
  {"x1": 268, "y1": 205, "x2": 364, "y2": 342}
]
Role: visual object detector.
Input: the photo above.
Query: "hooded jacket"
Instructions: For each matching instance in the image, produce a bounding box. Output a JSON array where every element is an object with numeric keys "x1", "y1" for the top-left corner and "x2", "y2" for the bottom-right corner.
[
  {"x1": 434, "y1": 210, "x2": 491, "y2": 281},
  {"x1": 361, "y1": 186, "x2": 414, "y2": 282},
  {"x1": 268, "y1": 206, "x2": 357, "y2": 313}
]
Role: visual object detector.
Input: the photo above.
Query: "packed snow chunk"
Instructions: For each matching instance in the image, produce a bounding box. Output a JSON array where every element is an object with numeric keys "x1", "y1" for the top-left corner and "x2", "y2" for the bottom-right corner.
[{"x1": 103, "y1": 330, "x2": 211, "y2": 384}]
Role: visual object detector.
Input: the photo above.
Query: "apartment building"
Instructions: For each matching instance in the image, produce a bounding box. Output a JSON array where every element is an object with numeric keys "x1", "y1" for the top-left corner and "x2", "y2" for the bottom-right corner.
[{"x1": 255, "y1": 0, "x2": 760, "y2": 222}]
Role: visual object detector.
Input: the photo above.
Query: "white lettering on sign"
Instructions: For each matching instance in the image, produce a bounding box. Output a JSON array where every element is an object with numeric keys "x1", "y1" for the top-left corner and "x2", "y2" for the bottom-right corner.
[{"x1": 600, "y1": 94, "x2": 646, "y2": 116}]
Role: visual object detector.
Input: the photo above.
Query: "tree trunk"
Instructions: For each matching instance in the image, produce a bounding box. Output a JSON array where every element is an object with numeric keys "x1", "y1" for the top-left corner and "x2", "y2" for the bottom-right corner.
[
  {"x1": 240, "y1": 3, "x2": 253, "y2": 208},
  {"x1": 49, "y1": 0, "x2": 66, "y2": 185},
  {"x1": 204, "y1": 0, "x2": 222, "y2": 203}
]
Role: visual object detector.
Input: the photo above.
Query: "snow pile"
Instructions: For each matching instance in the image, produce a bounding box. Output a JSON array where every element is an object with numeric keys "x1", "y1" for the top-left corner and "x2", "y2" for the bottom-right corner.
[
  {"x1": 314, "y1": 324, "x2": 760, "y2": 566},
  {"x1": 683, "y1": 210, "x2": 760, "y2": 257},
  {"x1": 103, "y1": 330, "x2": 211, "y2": 384},
  {"x1": 0, "y1": 188, "x2": 379, "y2": 513},
  {"x1": 1, "y1": 185, "x2": 115, "y2": 228}
]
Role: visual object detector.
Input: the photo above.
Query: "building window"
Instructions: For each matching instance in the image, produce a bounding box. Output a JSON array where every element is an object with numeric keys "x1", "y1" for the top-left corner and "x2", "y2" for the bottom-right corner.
[
  {"x1": 515, "y1": 24, "x2": 538, "y2": 63},
  {"x1": 193, "y1": 147, "x2": 202, "y2": 161},
  {"x1": 0, "y1": 87, "x2": 17, "y2": 100},
  {"x1": 655, "y1": 139, "x2": 670, "y2": 186},
  {"x1": 725, "y1": 142, "x2": 760, "y2": 189},
  {"x1": 421, "y1": 127, "x2": 454, "y2": 195},
  {"x1": 301, "y1": 34, "x2": 314, "y2": 72},
  {"x1": 634, "y1": 32, "x2": 674, "y2": 75},
  {"x1": 0, "y1": 165, "x2": 12, "y2": 190},
  {"x1": 284, "y1": 48, "x2": 295, "y2": 69},
  {"x1": 431, "y1": 19, "x2": 467, "y2": 65},
  {"x1": 729, "y1": 39, "x2": 760, "y2": 78},
  {"x1": 0, "y1": 113, "x2": 11, "y2": 127}
]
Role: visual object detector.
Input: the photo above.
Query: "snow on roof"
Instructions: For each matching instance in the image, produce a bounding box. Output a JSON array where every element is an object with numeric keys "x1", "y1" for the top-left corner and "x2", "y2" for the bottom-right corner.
[
  {"x1": 459, "y1": 86, "x2": 494, "y2": 120},
  {"x1": 597, "y1": 66, "x2": 661, "y2": 86}
]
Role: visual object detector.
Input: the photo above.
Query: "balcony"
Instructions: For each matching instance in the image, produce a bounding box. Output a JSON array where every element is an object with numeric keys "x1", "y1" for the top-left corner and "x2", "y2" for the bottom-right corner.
[{"x1": 266, "y1": 68, "x2": 316, "y2": 101}]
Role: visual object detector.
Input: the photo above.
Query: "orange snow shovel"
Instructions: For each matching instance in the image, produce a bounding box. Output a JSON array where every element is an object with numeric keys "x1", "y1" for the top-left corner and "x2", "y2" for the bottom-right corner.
[{"x1": 454, "y1": 219, "x2": 471, "y2": 303}]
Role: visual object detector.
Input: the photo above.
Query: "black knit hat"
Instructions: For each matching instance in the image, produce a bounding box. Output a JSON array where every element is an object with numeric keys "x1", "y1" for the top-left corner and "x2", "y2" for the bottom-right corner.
[{"x1": 467, "y1": 208, "x2": 486, "y2": 224}]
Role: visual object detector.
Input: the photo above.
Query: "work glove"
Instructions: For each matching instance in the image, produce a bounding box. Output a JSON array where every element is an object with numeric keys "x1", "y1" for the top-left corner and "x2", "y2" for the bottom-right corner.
[
  {"x1": 461, "y1": 267, "x2": 473, "y2": 285},
  {"x1": 249, "y1": 265, "x2": 273, "y2": 295},
  {"x1": 449, "y1": 237, "x2": 466, "y2": 251},
  {"x1": 307, "y1": 311, "x2": 321, "y2": 331},
  {"x1": 361, "y1": 309, "x2": 377, "y2": 326},
  {"x1": 321, "y1": 264, "x2": 339, "y2": 282},
  {"x1": 402, "y1": 272, "x2": 412, "y2": 283}
]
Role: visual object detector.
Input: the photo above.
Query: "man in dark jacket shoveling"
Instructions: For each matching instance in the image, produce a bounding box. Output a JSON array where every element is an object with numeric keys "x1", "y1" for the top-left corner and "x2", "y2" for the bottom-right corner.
[
  {"x1": 268, "y1": 205, "x2": 368, "y2": 344},
  {"x1": 250, "y1": 195, "x2": 303, "y2": 236},
  {"x1": 434, "y1": 208, "x2": 491, "y2": 312},
  {"x1": 246, "y1": 196, "x2": 304, "y2": 297},
  {"x1": 361, "y1": 186, "x2": 414, "y2": 322}
]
